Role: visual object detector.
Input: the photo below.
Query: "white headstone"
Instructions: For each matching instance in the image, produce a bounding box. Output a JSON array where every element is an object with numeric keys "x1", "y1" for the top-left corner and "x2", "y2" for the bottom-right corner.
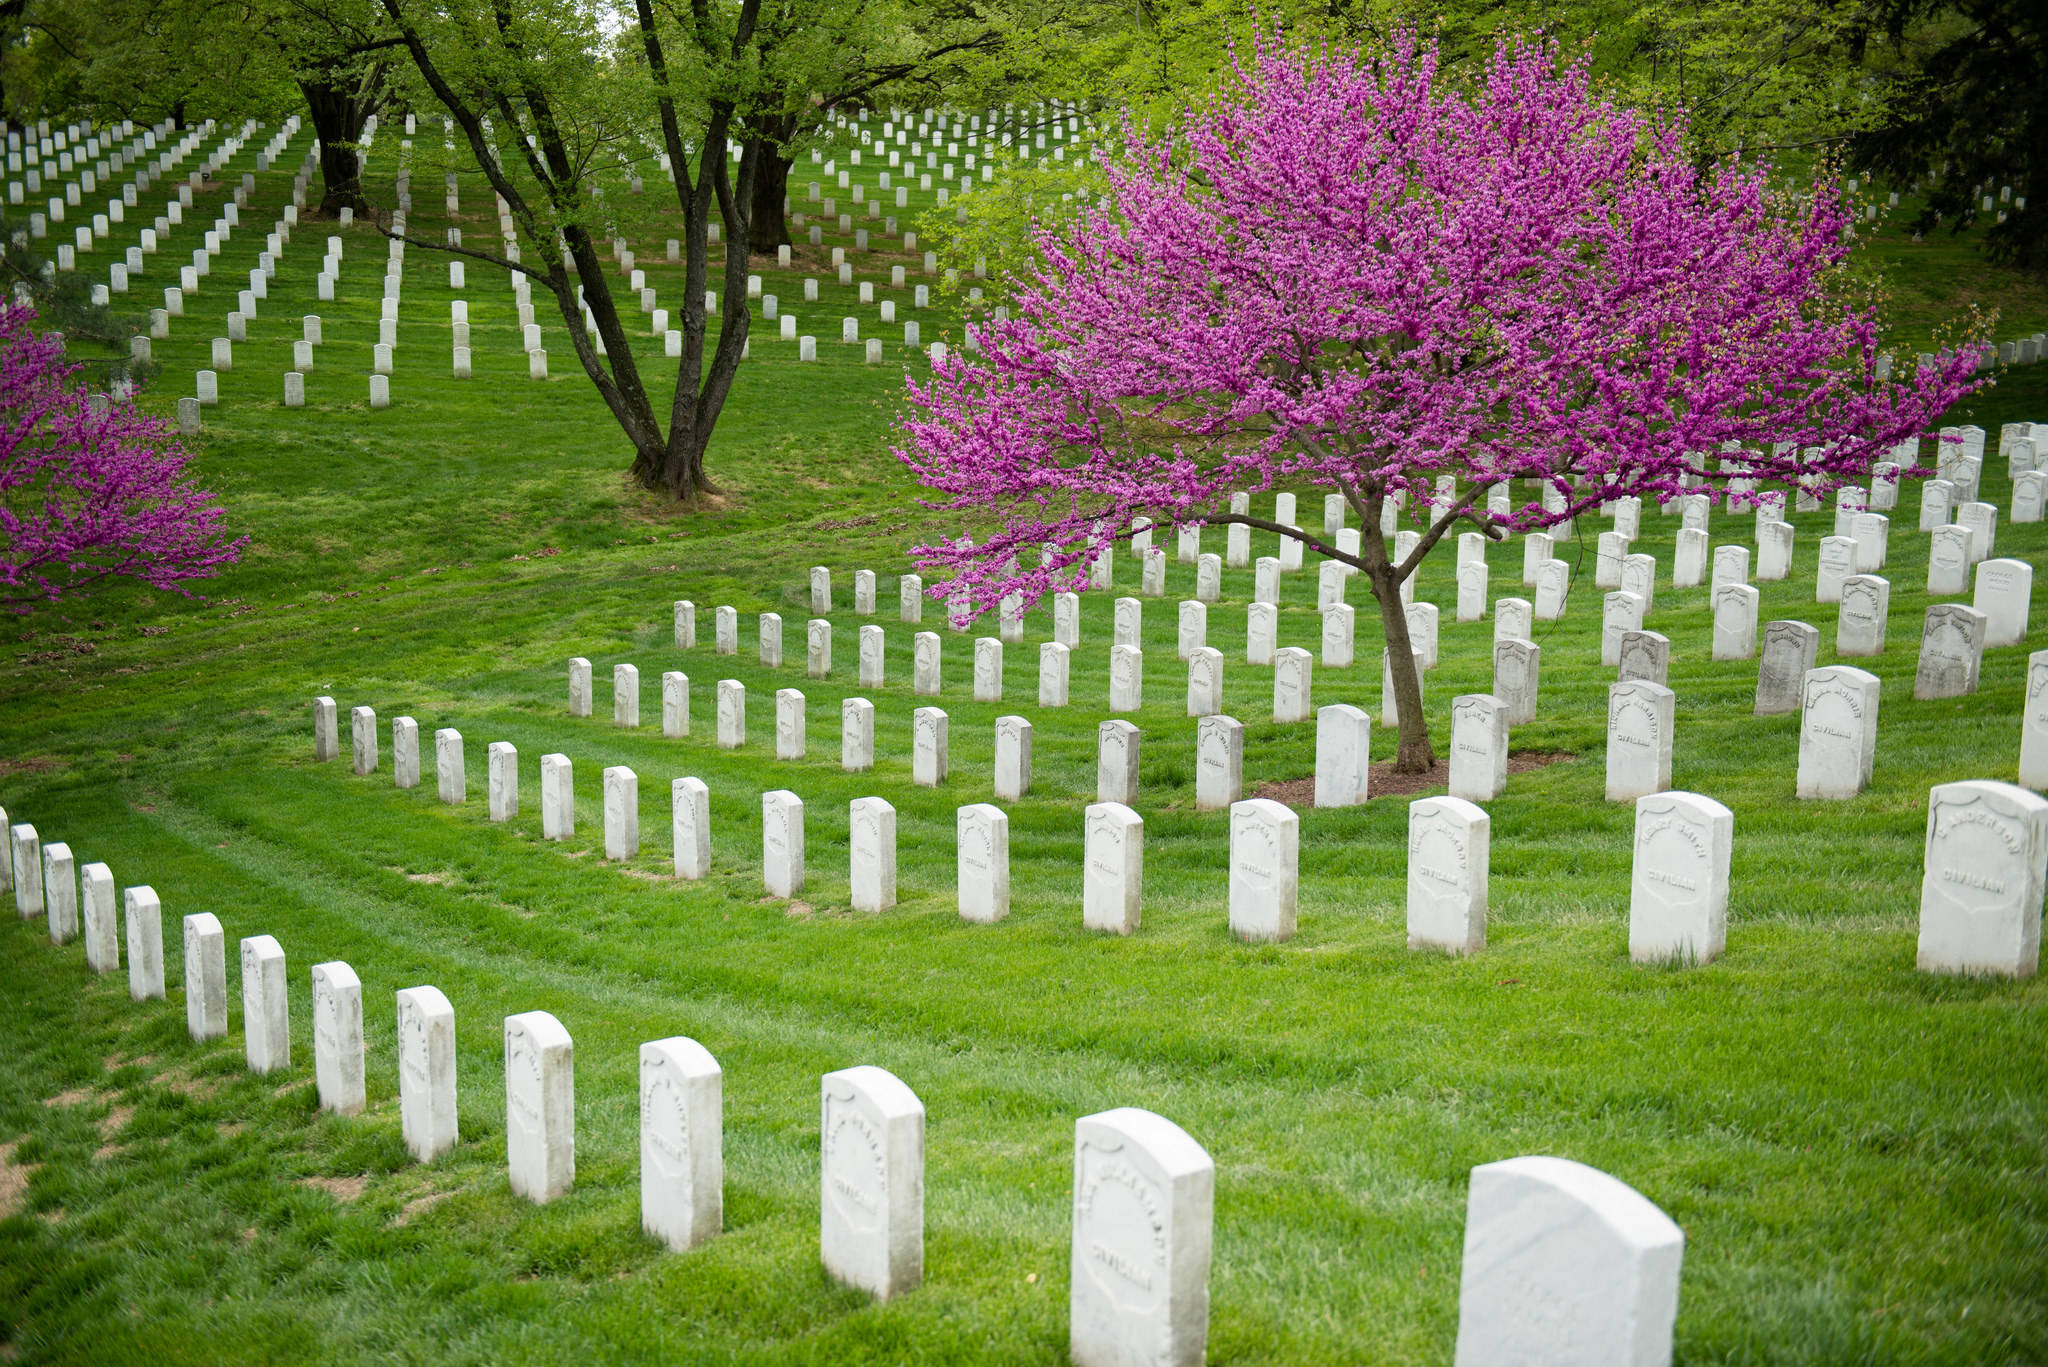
[
  {"x1": 1084, "y1": 802, "x2": 1143, "y2": 934},
  {"x1": 973, "y1": 636, "x2": 1003, "y2": 702},
  {"x1": 913, "y1": 631, "x2": 942, "y2": 695},
  {"x1": 1712, "y1": 584, "x2": 1759, "y2": 660},
  {"x1": 1602, "y1": 591, "x2": 1645, "y2": 668},
  {"x1": 1974, "y1": 558, "x2": 2032, "y2": 647},
  {"x1": 1313, "y1": 704, "x2": 1371, "y2": 808},
  {"x1": 567, "y1": 656, "x2": 593, "y2": 716},
  {"x1": 1186, "y1": 646, "x2": 1223, "y2": 717},
  {"x1": 762, "y1": 790, "x2": 804, "y2": 896},
  {"x1": 1195, "y1": 715, "x2": 1244, "y2": 813},
  {"x1": 1227, "y1": 798, "x2": 1298, "y2": 943},
  {"x1": 715, "y1": 605, "x2": 738, "y2": 653},
  {"x1": 716, "y1": 679, "x2": 746, "y2": 748},
  {"x1": 540, "y1": 752, "x2": 573, "y2": 839},
  {"x1": 957, "y1": 803, "x2": 1010, "y2": 923},
  {"x1": 504, "y1": 1009, "x2": 575, "y2": 1203},
  {"x1": 182, "y1": 912, "x2": 226, "y2": 1040},
  {"x1": 1629, "y1": 791, "x2": 1732, "y2": 964},
  {"x1": 1796, "y1": 665, "x2": 1879, "y2": 799},
  {"x1": 1408, "y1": 795, "x2": 1489, "y2": 954},
  {"x1": 1606, "y1": 680, "x2": 1674, "y2": 802},
  {"x1": 1534, "y1": 559, "x2": 1570, "y2": 621},
  {"x1": 396, "y1": 984, "x2": 458, "y2": 1162},
  {"x1": 1917, "y1": 780, "x2": 2048, "y2": 977},
  {"x1": 640, "y1": 1035, "x2": 723, "y2": 1252},
  {"x1": 775, "y1": 688, "x2": 807, "y2": 761},
  {"x1": 672, "y1": 777, "x2": 711, "y2": 880},
  {"x1": 240, "y1": 934, "x2": 289, "y2": 1073},
  {"x1": 311, "y1": 960, "x2": 365, "y2": 1116},
  {"x1": 1246, "y1": 603, "x2": 1277, "y2": 666},
  {"x1": 124, "y1": 885, "x2": 162, "y2": 1001},
  {"x1": 849, "y1": 797, "x2": 897, "y2": 912},
  {"x1": 1110, "y1": 644, "x2": 1144, "y2": 713},
  {"x1": 1069, "y1": 1107, "x2": 1214, "y2": 1367},
  {"x1": 1178, "y1": 600, "x2": 1207, "y2": 661},
  {"x1": 1040, "y1": 641, "x2": 1071, "y2": 706},
  {"x1": 1915, "y1": 604, "x2": 1988, "y2": 699},
  {"x1": 2023, "y1": 651, "x2": 2048, "y2": 790},
  {"x1": 1452, "y1": 1156, "x2": 1683, "y2": 1367},
  {"x1": 1927, "y1": 524, "x2": 1971, "y2": 594},
  {"x1": 820, "y1": 1065, "x2": 925, "y2": 1299},
  {"x1": 759, "y1": 611, "x2": 783, "y2": 667},
  {"x1": 1835, "y1": 575, "x2": 1890, "y2": 656},
  {"x1": 1493, "y1": 639, "x2": 1540, "y2": 726},
  {"x1": 1756, "y1": 521, "x2": 1793, "y2": 582},
  {"x1": 1449, "y1": 694, "x2": 1507, "y2": 802},
  {"x1": 913, "y1": 706, "x2": 949, "y2": 787},
  {"x1": 1816, "y1": 535, "x2": 1855, "y2": 603},
  {"x1": 1495, "y1": 598, "x2": 1532, "y2": 644}
]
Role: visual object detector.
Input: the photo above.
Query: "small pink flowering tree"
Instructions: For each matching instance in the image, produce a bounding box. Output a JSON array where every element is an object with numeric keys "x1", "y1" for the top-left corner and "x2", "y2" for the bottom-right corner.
[
  {"x1": 0, "y1": 305, "x2": 243, "y2": 612},
  {"x1": 897, "y1": 29, "x2": 1983, "y2": 772}
]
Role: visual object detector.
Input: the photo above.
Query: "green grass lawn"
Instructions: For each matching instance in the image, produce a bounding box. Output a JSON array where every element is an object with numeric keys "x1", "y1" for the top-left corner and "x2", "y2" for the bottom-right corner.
[{"x1": 0, "y1": 115, "x2": 2045, "y2": 1365}]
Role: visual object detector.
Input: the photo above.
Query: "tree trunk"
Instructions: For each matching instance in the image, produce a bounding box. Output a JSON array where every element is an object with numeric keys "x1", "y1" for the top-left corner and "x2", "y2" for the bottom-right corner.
[
  {"x1": 1361, "y1": 500, "x2": 1435, "y2": 773},
  {"x1": 748, "y1": 151, "x2": 792, "y2": 253},
  {"x1": 301, "y1": 77, "x2": 373, "y2": 215}
]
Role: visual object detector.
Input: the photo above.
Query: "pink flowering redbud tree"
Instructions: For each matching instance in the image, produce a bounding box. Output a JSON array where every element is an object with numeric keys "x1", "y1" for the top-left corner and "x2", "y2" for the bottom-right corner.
[
  {"x1": 896, "y1": 30, "x2": 1983, "y2": 772},
  {"x1": 0, "y1": 305, "x2": 244, "y2": 612}
]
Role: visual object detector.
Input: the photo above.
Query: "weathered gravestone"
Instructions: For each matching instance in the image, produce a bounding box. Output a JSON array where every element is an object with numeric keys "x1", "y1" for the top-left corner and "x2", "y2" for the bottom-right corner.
[
  {"x1": 241, "y1": 934, "x2": 289, "y2": 1073},
  {"x1": 1756, "y1": 521, "x2": 1793, "y2": 582},
  {"x1": 1040, "y1": 642, "x2": 1071, "y2": 706},
  {"x1": 662, "y1": 672, "x2": 690, "y2": 739},
  {"x1": 1493, "y1": 639, "x2": 1540, "y2": 726},
  {"x1": 540, "y1": 753, "x2": 573, "y2": 839},
  {"x1": 1321, "y1": 604, "x2": 1354, "y2": 669},
  {"x1": 567, "y1": 657, "x2": 592, "y2": 716},
  {"x1": 1084, "y1": 803, "x2": 1144, "y2": 935},
  {"x1": 603, "y1": 765, "x2": 639, "y2": 859},
  {"x1": 716, "y1": 680, "x2": 746, "y2": 748},
  {"x1": 312, "y1": 960, "x2": 365, "y2": 1117},
  {"x1": 183, "y1": 912, "x2": 226, "y2": 1041},
  {"x1": 1495, "y1": 597, "x2": 1533, "y2": 643},
  {"x1": 1753, "y1": 620, "x2": 1819, "y2": 715},
  {"x1": 435, "y1": 729, "x2": 465, "y2": 804},
  {"x1": 1110, "y1": 644, "x2": 1144, "y2": 713},
  {"x1": 1449, "y1": 695, "x2": 1507, "y2": 802},
  {"x1": 80, "y1": 864, "x2": 115, "y2": 974},
  {"x1": 1606, "y1": 681, "x2": 1674, "y2": 802},
  {"x1": 1273, "y1": 647, "x2": 1312, "y2": 723},
  {"x1": 614, "y1": 662, "x2": 641, "y2": 726},
  {"x1": 1534, "y1": 559, "x2": 1570, "y2": 621},
  {"x1": 762, "y1": 790, "x2": 804, "y2": 896},
  {"x1": 1098, "y1": 721, "x2": 1141, "y2": 805},
  {"x1": 759, "y1": 612, "x2": 783, "y2": 667},
  {"x1": 819, "y1": 1065, "x2": 926, "y2": 1300},
  {"x1": 1712, "y1": 584, "x2": 1759, "y2": 661},
  {"x1": 1616, "y1": 630, "x2": 1670, "y2": 686},
  {"x1": 1179, "y1": 600, "x2": 1206, "y2": 660},
  {"x1": 1313, "y1": 704, "x2": 1371, "y2": 809},
  {"x1": 2023, "y1": 652, "x2": 2048, "y2": 790},
  {"x1": 351, "y1": 705, "x2": 377, "y2": 774},
  {"x1": 1187, "y1": 647, "x2": 1223, "y2": 718},
  {"x1": 1815, "y1": 535, "x2": 1855, "y2": 603},
  {"x1": 39, "y1": 843, "x2": 73, "y2": 943},
  {"x1": 1630, "y1": 791, "x2": 1732, "y2": 964},
  {"x1": 858, "y1": 626, "x2": 885, "y2": 689},
  {"x1": 1602, "y1": 592, "x2": 1644, "y2": 668},
  {"x1": 505, "y1": 1009, "x2": 575, "y2": 1203},
  {"x1": 1672, "y1": 528, "x2": 1707, "y2": 588},
  {"x1": 1835, "y1": 575, "x2": 1890, "y2": 657},
  {"x1": 672, "y1": 778, "x2": 711, "y2": 880},
  {"x1": 1452, "y1": 1156, "x2": 1683, "y2": 1367},
  {"x1": 1069, "y1": 1108, "x2": 1214, "y2": 1367},
  {"x1": 973, "y1": 637, "x2": 1003, "y2": 703},
  {"x1": 1227, "y1": 798, "x2": 1298, "y2": 943},
  {"x1": 994, "y1": 715, "x2": 1033, "y2": 800},
  {"x1": 313, "y1": 695, "x2": 338, "y2": 761},
  {"x1": 1796, "y1": 666, "x2": 1879, "y2": 799},
  {"x1": 125, "y1": 886, "x2": 163, "y2": 1002},
  {"x1": 849, "y1": 797, "x2": 896, "y2": 913},
  {"x1": 957, "y1": 804, "x2": 1011, "y2": 923},
  {"x1": 1408, "y1": 795, "x2": 1489, "y2": 954},
  {"x1": 396, "y1": 984, "x2": 458, "y2": 1162},
  {"x1": 1457, "y1": 561, "x2": 1488, "y2": 623},
  {"x1": 1382, "y1": 647, "x2": 1426, "y2": 730},
  {"x1": 640, "y1": 1036, "x2": 723, "y2": 1252},
  {"x1": 1196, "y1": 715, "x2": 1244, "y2": 813},
  {"x1": 913, "y1": 707, "x2": 948, "y2": 787},
  {"x1": 1914, "y1": 605, "x2": 1988, "y2": 699},
  {"x1": 808, "y1": 620, "x2": 833, "y2": 679},
  {"x1": 1917, "y1": 780, "x2": 2048, "y2": 978},
  {"x1": 1974, "y1": 558, "x2": 2032, "y2": 647},
  {"x1": 1927, "y1": 525, "x2": 1971, "y2": 595}
]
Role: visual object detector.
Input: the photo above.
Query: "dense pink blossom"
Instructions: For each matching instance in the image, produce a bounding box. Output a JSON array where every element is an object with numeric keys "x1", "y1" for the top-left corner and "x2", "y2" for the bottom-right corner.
[
  {"x1": 897, "y1": 29, "x2": 1983, "y2": 619},
  {"x1": 0, "y1": 305, "x2": 243, "y2": 611}
]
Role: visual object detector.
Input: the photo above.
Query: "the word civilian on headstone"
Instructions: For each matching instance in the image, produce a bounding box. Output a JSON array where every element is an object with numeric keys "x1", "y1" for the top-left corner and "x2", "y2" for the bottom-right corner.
[
  {"x1": 1796, "y1": 666, "x2": 1879, "y2": 800},
  {"x1": 1227, "y1": 798, "x2": 1298, "y2": 943},
  {"x1": 1313, "y1": 705, "x2": 1371, "y2": 808},
  {"x1": 1629, "y1": 791, "x2": 1732, "y2": 964},
  {"x1": 1835, "y1": 575, "x2": 1890, "y2": 656},
  {"x1": 1974, "y1": 558, "x2": 2032, "y2": 647},
  {"x1": 1712, "y1": 584, "x2": 1759, "y2": 660}
]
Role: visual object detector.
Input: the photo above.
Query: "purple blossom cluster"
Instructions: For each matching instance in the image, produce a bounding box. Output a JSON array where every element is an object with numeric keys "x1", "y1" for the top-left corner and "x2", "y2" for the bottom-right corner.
[{"x1": 0, "y1": 304, "x2": 243, "y2": 612}]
